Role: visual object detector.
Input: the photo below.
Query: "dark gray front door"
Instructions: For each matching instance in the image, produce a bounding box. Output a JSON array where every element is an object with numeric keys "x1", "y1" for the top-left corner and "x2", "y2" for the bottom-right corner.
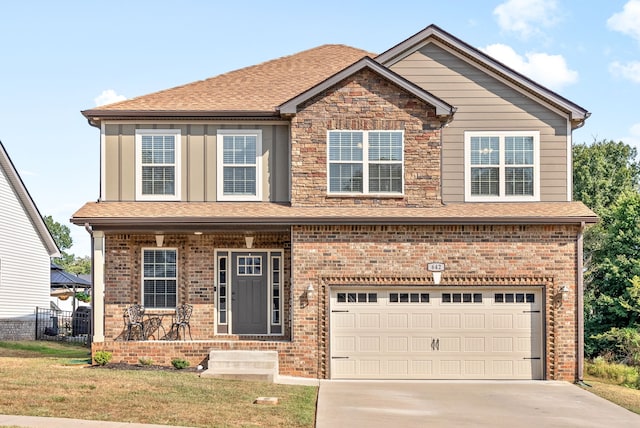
[{"x1": 231, "y1": 252, "x2": 268, "y2": 334}]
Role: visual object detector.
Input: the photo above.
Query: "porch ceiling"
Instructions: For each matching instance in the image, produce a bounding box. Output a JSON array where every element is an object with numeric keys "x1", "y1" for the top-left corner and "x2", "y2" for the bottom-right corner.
[{"x1": 71, "y1": 201, "x2": 598, "y2": 229}]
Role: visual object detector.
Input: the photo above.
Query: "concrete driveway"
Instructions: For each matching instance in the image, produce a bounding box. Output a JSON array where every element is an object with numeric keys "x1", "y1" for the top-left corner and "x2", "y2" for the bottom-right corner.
[{"x1": 316, "y1": 380, "x2": 640, "y2": 428}]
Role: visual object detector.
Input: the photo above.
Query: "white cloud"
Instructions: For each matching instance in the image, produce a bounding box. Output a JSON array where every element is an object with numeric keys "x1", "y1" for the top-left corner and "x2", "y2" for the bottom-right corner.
[
  {"x1": 493, "y1": 0, "x2": 560, "y2": 39},
  {"x1": 94, "y1": 89, "x2": 126, "y2": 106},
  {"x1": 607, "y1": 0, "x2": 640, "y2": 42},
  {"x1": 621, "y1": 122, "x2": 640, "y2": 153},
  {"x1": 483, "y1": 43, "x2": 578, "y2": 90},
  {"x1": 609, "y1": 61, "x2": 640, "y2": 83}
]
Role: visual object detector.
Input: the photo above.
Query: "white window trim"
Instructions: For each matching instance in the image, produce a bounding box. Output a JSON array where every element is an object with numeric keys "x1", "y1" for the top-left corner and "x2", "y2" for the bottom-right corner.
[
  {"x1": 135, "y1": 129, "x2": 182, "y2": 201},
  {"x1": 464, "y1": 130, "x2": 540, "y2": 202},
  {"x1": 326, "y1": 130, "x2": 405, "y2": 196},
  {"x1": 141, "y1": 247, "x2": 178, "y2": 310},
  {"x1": 216, "y1": 129, "x2": 263, "y2": 201}
]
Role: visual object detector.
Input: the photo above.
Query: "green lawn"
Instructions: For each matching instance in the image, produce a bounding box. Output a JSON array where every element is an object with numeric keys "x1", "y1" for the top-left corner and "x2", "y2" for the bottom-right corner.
[{"x1": 0, "y1": 341, "x2": 317, "y2": 427}]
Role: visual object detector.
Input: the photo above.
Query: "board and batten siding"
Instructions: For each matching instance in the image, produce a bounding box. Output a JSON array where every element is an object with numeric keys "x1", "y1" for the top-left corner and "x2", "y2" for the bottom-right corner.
[
  {"x1": 0, "y1": 166, "x2": 51, "y2": 318},
  {"x1": 390, "y1": 42, "x2": 571, "y2": 202},
  {"x1": 102, "y1": 123, "x2": 290, "y2": 202}
]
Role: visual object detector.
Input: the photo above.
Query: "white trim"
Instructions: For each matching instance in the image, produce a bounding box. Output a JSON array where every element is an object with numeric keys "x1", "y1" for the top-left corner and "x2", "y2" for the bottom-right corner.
[
  {"x1": 216, "y1": 129, "x2": 263, "y2": 201},
  {"x1": 464, "y1": 131, "x2": 540, "y2": 202},
  {"x1": 100, "y1": 122, "x2": 106, "y2": 201},
  {"x1": 140, "y1": 247, "x2": 178, "y2": 310},
  {"x1": 567, "y1": 120, "x2": 572, "y2": 202},
  {"x1": 134, "y1": 129, "x2": 182, "y2": 201},
  {"x1": 326, "y1": 130, "x2": 405, "y2": 196}
]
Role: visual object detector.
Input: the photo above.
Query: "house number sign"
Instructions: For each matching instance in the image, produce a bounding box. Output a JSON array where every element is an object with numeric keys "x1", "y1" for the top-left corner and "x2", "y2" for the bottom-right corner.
[{"x1": 427, "y1": 262, "x2": 445, "y2": 272}]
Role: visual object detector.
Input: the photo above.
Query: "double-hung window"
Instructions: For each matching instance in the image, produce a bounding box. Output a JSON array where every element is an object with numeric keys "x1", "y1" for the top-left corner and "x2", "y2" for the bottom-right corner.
[
  {"x1": 135, "y1": 129, "x2": 181, "y2": 200},
  {"x1": 464, "y1": 131, "x2": 540, "y2": 201},
  {"x1": 142, "y1": 248, "x2": 177, "y2": 309},
  {"x1": 217, "y1": 130, "x2": 262, "y2": 201},
  {"x1": 327, "y1": 130, "x2": 404, "y2": 195}
]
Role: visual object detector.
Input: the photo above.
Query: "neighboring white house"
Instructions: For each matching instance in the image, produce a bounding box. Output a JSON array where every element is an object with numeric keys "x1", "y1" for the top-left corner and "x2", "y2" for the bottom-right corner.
[{"x1": 0, "y1": 141, "x2": 59, "y2": 340}]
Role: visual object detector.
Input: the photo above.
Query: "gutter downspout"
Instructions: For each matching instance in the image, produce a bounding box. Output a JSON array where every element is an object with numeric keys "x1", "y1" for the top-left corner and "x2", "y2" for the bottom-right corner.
[{"x1": 577, "y1": 221, "x2": 585, "y2": 382}]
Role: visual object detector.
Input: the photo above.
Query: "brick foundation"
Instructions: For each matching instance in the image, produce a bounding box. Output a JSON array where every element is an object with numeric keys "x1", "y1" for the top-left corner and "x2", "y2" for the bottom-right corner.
[{"x1": 0, "y1": 318, "x2": 36, "y2": 340}]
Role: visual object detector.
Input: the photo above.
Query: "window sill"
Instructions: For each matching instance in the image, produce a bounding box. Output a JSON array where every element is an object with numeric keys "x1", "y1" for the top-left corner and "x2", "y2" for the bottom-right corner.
[{"x1": 326, "y1": 193, "x2": 405, "y2": 199}]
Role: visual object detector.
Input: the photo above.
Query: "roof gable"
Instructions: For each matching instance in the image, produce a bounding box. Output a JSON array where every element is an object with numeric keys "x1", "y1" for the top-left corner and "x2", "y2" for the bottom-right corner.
[
  {"x1": 376, "y1": 24, "x2": 589, "y2": 126},
  {"x1": 279, "y1": 56, "x2": 455, "y2": 121},
  {"x1": 0, "y1": 141, "x2": 60, "y2": 257}
]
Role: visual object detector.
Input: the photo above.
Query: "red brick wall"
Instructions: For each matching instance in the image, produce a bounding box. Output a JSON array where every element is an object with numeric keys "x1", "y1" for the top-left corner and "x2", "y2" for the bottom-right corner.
[
  {"x1": 291, "y1": 224, "x2": 580, "y2": 381},
  {"x1": 290, "y1": 68, "x2": 442, "y2": 208},
  {"x1": 97, "y1": 225, "x2": 580, "y2": 380}
]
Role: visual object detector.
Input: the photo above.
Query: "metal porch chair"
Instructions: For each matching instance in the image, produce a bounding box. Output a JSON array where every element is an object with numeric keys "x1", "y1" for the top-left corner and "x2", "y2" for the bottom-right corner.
[
  {"x1": 125, "y1": 304, "x2": 145, "y2": 340},
  {"x1": 171, "y1": 303, "x2": 193, "y2": 340}
]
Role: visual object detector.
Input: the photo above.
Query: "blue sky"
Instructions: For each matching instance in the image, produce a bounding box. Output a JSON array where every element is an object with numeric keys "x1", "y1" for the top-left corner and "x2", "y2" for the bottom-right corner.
[{"x1": 1, "y1": 0, "x2": 639, "y2": 256}]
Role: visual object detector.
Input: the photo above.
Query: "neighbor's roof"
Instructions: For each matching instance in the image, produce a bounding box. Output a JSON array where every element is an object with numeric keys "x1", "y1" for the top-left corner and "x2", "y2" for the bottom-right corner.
[
  {"x1": 82, "y1": 44, "x2": 374, "y2": 123},
  {"x1": 0, "y1": 141, "x2": 60, "y2": 257},
  {"x1": 51, "y1": 263, "x2": 91, "y2": 288},
  {"x1": 71, "y1": 201, "x2": 598, "y2": 228}
]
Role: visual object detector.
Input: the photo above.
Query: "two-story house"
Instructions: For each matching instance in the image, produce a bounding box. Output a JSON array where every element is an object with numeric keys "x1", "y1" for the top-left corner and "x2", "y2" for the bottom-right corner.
[{"x1": 73, "y1": 25, "x2": 597, "y2": 381}]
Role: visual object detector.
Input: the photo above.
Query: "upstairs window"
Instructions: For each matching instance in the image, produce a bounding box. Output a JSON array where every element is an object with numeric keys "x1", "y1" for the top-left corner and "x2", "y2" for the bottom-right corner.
[
  {"x1": 328, "y1": 130, "x2": 404, "y2": 195},
  {"x1": 464, "y1": 131, "x2": 539, "y2": 201},
  {"x1": 217, "y1": 130, "x2": 262, "y2": 201},
  {"x1": 135, "y1": 129, "x2": 181, "y2": 201}
]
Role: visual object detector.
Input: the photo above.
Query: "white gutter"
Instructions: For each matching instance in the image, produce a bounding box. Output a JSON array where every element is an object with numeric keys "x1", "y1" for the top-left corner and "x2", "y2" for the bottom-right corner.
[{"x1": 577, "y1": 221, "x2": 585, "y2": 381}]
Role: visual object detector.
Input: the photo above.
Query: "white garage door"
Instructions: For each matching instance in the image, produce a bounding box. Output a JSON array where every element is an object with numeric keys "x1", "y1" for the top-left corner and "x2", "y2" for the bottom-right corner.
[{"x1": 330, "y1": 288, "x2": 543, "y2": 379}]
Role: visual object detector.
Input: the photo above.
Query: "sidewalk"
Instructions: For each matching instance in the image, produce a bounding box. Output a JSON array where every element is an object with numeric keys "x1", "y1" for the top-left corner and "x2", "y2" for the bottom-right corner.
[{"x1": 0, "y1": 415, "x2": 194, "y2": 428}]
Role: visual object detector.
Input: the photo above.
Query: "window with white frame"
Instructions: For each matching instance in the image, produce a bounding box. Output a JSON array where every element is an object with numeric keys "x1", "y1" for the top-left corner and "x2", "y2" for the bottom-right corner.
[
  {"x1": 142, "y1": 248, "x2": 177, "y2": 309},
  {"x1": 217, "y1": 129, "x2": 262, "y2": 201},
  {"x1": 464, "y1": 131, "x2": 540, "y2": 201},
  {"x1": 135, "y1": 129, "x2": 181, "y2": 200},
  {"x1": 327, "y1": 130, "x2": 404, "y2": 195}
]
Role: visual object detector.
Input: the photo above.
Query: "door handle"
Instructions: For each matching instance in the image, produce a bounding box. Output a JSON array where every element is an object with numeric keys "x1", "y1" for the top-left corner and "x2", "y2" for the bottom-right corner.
[{"x1": 435, "y1": 338, "x2": 440, "y2": 351}]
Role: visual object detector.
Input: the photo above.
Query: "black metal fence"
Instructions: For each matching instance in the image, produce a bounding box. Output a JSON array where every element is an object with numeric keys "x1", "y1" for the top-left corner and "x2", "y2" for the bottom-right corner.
[{"x1": 35, "y1": 306, "x2": 91, "y2": 346}]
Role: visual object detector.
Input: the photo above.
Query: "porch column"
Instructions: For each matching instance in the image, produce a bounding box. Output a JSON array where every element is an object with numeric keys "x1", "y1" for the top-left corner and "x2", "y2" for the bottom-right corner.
[{"x1": 92, "y1": 231, "x2": 105, "y2": 342}]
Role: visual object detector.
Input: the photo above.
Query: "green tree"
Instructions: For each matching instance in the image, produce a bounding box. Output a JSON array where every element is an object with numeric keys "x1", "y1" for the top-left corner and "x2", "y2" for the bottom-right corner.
[
  {"x1": 573, "y1": 140, "x2": 640, "y2": 216},
  {"x1": 573, "y1": 140, "x2": 640, "y2": 359},
  {"x1": 44, "y1": 215, "x2": 91, "y2": 275}
]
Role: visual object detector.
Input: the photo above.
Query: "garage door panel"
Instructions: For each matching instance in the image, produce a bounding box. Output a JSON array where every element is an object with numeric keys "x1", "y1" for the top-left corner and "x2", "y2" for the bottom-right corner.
[
  {"x1": 464, "y1": 313, "x2": 486, "y2": 328},
  {"x1": 359, "y1": 336, "x2": 380, "y2": 352},
  {"x1": 358, "y1": 313, "x2": 380, "y2": 328},
  {"x1": 411, "y1": 312, "x2": 432, "y2": 328},
  {"x1": 440, "y1": 313, "x2": 461, "y2": 328},
  {"x1": 464, "y1": 337, "x2": 486, "y2": 352},
  {"x1": 330, "y1": 288, "x2": 543, "y2": 380}
]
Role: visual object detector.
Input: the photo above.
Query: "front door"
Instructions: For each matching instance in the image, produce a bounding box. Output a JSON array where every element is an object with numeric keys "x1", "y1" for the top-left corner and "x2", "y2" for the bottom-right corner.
[{"x1": 231, "y1": 252, "x2": 268, "y2": 334}]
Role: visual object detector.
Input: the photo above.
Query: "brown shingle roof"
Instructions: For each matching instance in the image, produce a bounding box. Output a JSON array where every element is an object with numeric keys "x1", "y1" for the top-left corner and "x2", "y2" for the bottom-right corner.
[
  {"x1": 82, "y1": 44, "x2": 374, "y2": 119},
  {"x1": 71, "y1": 201, "x2": 597, "y2": 227}
]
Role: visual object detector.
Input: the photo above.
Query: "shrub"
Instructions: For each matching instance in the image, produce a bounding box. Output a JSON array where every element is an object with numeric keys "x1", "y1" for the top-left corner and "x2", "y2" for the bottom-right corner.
[
  {"x1": 171, "y1": 358, "x2": 190, "y2": 369},
  {"x1": 587, "y1": 357, "x2": 640, "y2": 389},
  {"x1": 94, "y1": 351, "x2": 112, "y2": 366},
  {"x1": 591, "y1": 327, "x2": 640, "y2": 366},
  {"x1": 138, "y1": 357, "x2": 154, "y2": 366}
]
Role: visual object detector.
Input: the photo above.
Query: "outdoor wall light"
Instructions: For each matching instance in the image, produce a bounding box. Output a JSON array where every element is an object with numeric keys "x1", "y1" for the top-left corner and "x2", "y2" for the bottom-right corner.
[
  {"x1": 306, "y1": 284, "x2": 315, "y2": 303},
  {"x1": 155, "y1": 234, "x2": 165, "y2": 247}
]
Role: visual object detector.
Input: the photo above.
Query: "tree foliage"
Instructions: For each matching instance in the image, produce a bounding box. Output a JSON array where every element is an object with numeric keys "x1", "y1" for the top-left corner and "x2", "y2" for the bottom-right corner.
[
  {"x1": 44, "y1": 215, "x2": 91, "y2": 275},
  {"x1": 573, "y1": 140, "x2": 640, "y2": 216},
  {"x1": 574, "y1": 140, "x2": 640, "y2": 360}
]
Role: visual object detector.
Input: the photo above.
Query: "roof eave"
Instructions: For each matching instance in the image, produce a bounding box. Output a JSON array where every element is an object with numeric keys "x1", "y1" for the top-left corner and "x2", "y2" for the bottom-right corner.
[
  {"x1": 82, "y1": 110, "x2": 281, "y2": 127},
  {"x1": 71, "y1": 215, "x2": 598, "y2": 228}
]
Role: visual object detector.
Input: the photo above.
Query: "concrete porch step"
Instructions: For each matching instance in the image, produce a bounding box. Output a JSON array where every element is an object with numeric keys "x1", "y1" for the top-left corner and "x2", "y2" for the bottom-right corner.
[{"x1": 201, "y1": 350, "x2": 278, "y2": 382}]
